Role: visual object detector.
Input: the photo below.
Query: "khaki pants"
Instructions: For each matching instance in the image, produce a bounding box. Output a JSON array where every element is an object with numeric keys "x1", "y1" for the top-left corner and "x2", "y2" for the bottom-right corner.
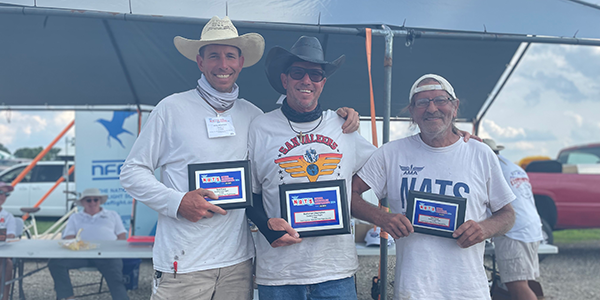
[{"x1": 151, "y1": 259, "x2": 253, "y2": 300}]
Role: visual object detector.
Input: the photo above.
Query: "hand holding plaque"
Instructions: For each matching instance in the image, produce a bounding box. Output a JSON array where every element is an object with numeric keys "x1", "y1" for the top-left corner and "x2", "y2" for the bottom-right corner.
[
  {"x1": 279, "y1": 180, "x2": 350, "y2": 238},
  {"x1": 406, "y1": 190, "x2": 467, "y2": 239},
  {"x1": 188, "y1": 160, "x2": 253, "y2": 210},
  {"x1": 178, "y1": 189, "x2": 225, "y2": 222},
  {"x1": 267, "y1": 218, "x2": 302, "y2": 247}
]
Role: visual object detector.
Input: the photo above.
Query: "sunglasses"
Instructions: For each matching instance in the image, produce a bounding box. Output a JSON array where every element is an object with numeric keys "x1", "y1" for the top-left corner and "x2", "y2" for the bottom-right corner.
[
  {"x1": 287, "y1": 66, "x2": 326, "y2": 82},
  {"x1": 0, "y1": 191, "x2": 10, "y2": 196},
  {"x1": 85, "y1": 198, "x2": 100, "y2": 203}
]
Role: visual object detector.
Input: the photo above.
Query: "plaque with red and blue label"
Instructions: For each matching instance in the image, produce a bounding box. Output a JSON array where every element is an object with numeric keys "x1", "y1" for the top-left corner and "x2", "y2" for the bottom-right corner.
[
  {"x1": 287, "y1": 188, "x2": 342, "y2": 231},
  {"x1": 198, "y1": 170, "x2": 244, "y2": 202},
  {"x1": 413, "y1": 199, "x2": 459, "y2": 232}
]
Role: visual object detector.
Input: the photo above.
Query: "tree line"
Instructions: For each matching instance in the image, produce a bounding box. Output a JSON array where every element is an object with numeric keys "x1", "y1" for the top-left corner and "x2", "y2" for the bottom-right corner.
[{"x1": 0, "y1": 143, "x2": 61, "y2": 161}]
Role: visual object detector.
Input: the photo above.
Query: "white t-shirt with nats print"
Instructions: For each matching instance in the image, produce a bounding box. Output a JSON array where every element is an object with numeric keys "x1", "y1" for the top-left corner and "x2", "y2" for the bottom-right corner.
[
  {"x1": 249, "y1": 109, "x2": 376, "y2": 286},
  {"x1": 358, "y1": 134, "x2": 515, "y2": 300}
]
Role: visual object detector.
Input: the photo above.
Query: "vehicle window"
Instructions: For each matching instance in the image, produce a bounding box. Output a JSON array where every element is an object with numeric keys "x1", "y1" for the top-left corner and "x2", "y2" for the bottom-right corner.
[
  {"x1": 67, "y1": 164, "x2": 75, "y2": 182},
  {"x1": 32, "y1": 165, "x2": 64, "y2": 182},
  {"x1": 0, "y1": 166, "x2": 31, "y2": 183},
  {"x1": 563, "y1": 153, "x2": 600, "y2": 164}
]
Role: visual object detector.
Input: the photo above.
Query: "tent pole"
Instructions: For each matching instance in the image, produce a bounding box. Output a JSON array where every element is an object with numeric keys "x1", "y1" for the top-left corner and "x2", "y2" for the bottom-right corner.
[{"x1": 378, "y1": 24, "x2": 394, "y2": 300}]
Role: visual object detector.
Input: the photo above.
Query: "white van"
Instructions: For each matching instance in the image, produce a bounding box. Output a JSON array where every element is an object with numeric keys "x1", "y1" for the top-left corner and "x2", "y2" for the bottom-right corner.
[{"x1": 0, "y1": 161, "x2": 75, "y2": 217}]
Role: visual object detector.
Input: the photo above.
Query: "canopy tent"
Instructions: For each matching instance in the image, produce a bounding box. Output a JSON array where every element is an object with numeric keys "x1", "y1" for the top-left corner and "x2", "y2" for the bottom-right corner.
[
  {"x1": 1, "y1": 1, "x2": 600, "y2": 120},
  {"x1": 2, "y1": 1, "x2": 600, "y2": 121},
  {"x1": 0, "y1": 9, "x2": 510, "y2": 122},
  {"x1": 3, "y1": 0, "x2": 600, "y2": 39}
]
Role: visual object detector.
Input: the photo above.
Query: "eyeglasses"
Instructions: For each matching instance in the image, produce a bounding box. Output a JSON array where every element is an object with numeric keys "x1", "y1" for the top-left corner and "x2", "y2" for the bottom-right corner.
[
  {"x1": 85, "y1": 198, "x2": 100, "y2": 203},
  {"x1": 413, "y1": 96, "x2": 454, "y2": 108},
  {"x1": 0, "y1": 191, "x2": 10, "y2": 196},
  {"x1": 287, "y1": 66, "x2": 326, "y2": 82}
]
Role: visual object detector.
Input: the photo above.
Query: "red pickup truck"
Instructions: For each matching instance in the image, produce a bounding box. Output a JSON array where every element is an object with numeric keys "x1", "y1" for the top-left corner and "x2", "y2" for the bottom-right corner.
[{"x1": 526, "y1": 143, "x2": 600, "y2": 243}]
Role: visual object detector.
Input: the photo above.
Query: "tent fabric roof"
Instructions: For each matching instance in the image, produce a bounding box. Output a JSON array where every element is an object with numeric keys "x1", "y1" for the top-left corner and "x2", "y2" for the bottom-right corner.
[
  {"x1": 0, "y1": 4, "x2": 522, "y2": 120},
  {"x1": 3, "y1": 0, "x2": 600, "y2": 39}
]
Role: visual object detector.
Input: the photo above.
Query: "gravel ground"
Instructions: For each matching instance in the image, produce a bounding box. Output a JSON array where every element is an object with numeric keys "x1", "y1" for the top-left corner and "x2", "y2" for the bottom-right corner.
[{"x1": 7, "y1": 240, "x2": 599, "y2": 300}]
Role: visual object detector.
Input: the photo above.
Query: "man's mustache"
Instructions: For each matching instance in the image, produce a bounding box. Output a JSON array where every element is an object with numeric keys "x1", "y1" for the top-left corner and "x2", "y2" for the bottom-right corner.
[{"x1": 423, "y1": 112, "x2": 444, "y2": 118}]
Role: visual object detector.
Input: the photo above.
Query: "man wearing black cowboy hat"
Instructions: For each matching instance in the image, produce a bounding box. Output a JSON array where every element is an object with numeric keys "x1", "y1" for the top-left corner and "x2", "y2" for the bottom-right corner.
[
  {"x1": 246, "y1": 36, "x2": 376, "y2": 299},
  {"x1": 121, "y1": 17, "x2": 361, "y2": 300}
]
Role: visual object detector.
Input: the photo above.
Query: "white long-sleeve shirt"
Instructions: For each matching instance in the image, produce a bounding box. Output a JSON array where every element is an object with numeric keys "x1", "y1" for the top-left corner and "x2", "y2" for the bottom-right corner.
[{"x1": 120, "y1": 89, "x2": 262, "y2": 273}]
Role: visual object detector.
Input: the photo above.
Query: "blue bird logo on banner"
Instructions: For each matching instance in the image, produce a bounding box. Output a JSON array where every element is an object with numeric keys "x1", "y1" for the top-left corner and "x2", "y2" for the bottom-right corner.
[{"x1": 96, "y1": 111, "x2": 137, "y2": 148}]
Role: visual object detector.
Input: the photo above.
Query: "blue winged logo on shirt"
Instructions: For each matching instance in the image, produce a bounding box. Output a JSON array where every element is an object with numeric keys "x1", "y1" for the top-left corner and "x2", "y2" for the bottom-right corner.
[{"x1": 400, "y1": 165, "x2": 424, "y2": 176}]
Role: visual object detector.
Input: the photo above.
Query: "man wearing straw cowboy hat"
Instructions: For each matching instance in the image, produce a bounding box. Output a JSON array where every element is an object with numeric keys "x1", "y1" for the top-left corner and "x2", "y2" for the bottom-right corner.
[
  {"x1": 48, "y1": 188, "x2": 128, "y2": 300},
  {"x1": 120, "y1": 17, "x2": 359, "y2": 300},
  {"x1": 246, "y1": 36, "x2": 376, "y2": 299}
]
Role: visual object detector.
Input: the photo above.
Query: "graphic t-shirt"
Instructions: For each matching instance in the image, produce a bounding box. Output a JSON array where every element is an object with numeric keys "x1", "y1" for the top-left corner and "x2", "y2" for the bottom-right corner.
[
  {"x1": 358, "y1": 134, "x2": 515, "y2": 300},
  {"x1": 249, "y1": 109, "x2": 376, "y2": 285}
]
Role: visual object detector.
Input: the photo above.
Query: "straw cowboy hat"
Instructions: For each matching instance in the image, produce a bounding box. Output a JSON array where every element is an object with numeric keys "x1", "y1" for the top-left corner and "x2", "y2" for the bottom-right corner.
[
  {"x1": 77, "y1": 188, "x2": 108, "y2": 205},
  {"x1": 265, "y1": 36, "x2": 345, "y2": 94},
  {"x1": 483, "y1": 138, "x2": 505, "y2": 152},
  {"x1": 174, "y1": 16, "x2": 265, "y2": 68}
]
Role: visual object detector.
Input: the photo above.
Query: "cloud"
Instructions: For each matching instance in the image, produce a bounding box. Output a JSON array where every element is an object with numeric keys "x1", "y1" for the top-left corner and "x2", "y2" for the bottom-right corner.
[
  {"x1": 0, "y1": 111, "x2": 76, "y2": 153},
  {"x1": 0, "y1": 124, "x2": 14, "y2": 145},
  {"x1": 513, "y1": 45, "x2": 600, "y2": 104},
  {"x1": 568, "y1": 119, "x2": 600, "y2": 143},
  {"x1": 511, "y1": 141, "x2": 536, "y2": 150},
  {"x1": 482, "y1": 119, "x2": 526, "y2": 140},
  {"x1": 564, "y1": 111, "x2": 583, "y2": 127},
  {"x1": 0, "y1": 111, "x2": 49, "y2": 147},
  {"x1": 481, "y1": 119, "x2": 555, "y2": 142},
  {"x1": 53, "y1": 111, "x2": 75, "y2": 127},
  {"x1": 531, "y1": 72, "x2": 585, "y2": 102},
  {"x1": 523, "y1": 89, "x2": 541, "y2": 106}
]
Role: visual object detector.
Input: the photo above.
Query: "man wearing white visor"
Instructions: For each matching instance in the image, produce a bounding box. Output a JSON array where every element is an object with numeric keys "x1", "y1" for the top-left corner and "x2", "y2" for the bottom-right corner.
[{"x1": 351, "y1": 74, "x2": 516, "y2": 299}]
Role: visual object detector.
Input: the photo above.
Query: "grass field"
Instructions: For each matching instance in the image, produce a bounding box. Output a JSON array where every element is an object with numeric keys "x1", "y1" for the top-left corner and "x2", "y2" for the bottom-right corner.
[{"x1": 553, "y1": 228, "x2": 600, "y2": 244}]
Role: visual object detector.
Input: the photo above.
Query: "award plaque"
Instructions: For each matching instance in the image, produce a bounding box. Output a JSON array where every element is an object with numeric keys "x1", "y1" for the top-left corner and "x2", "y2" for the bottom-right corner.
[
  {"x1": 406, "y1": 190, "x2": 467, "y2": 238},
  {"x1": 279, "y1": 180, "x2": 350, "y2": 238},
  {"x1": 188, "y1": 160, "x2": 252, "y2": 209}
]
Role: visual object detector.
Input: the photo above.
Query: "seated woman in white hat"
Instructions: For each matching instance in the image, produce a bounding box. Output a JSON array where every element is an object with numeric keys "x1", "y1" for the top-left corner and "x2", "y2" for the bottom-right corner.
[{"x1": 48, "y1": 188, "x2": 129, "y2": 300}]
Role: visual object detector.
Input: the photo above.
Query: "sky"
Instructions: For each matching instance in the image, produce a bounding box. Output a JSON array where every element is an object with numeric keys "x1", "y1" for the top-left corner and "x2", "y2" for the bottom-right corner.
[{"x1": 1, "y1": 44, "x2": 599, "y2": 164}]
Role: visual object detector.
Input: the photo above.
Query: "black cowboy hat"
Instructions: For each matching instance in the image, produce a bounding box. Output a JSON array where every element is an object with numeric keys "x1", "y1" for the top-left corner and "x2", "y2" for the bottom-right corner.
[{"x1": 265, "y1": 36, "x2": 345, "y2": 94}]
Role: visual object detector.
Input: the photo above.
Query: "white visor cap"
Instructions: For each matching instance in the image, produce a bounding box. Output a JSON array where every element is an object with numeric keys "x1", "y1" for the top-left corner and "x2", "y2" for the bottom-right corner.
[
  {"x1": 364, "y1": 227, "x2": 395, "y2": 247},
  {"x1": 409, "y1": 74, "x2": 456, "y2": 103}
]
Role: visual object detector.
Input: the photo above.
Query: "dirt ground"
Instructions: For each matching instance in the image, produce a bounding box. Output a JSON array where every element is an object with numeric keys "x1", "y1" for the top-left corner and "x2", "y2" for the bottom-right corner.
[{"x1": 6, "y1": 240, "x2": 599, "y2": 300}]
